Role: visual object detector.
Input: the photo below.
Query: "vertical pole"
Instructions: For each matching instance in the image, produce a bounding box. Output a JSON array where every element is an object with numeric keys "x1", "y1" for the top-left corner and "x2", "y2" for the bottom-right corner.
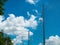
[
  {"x1": 28, "y1": 31, "x2": 29, "y2": 45},
  {"x1": 42, "y1": 4, "x2": 45, "y2": 45},
  {"x1": 22, "y1": 31, "x2": 29, "y2": 45},
  {"x1": 22, "y1": 36, "x2": 24, "y2": 45}
]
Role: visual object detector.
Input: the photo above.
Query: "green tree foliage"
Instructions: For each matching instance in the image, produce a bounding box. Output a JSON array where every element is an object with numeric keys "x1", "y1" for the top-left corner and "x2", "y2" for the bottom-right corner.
[
  {"x1": 0, "y1": 0, "x2": 8, "y2": 15},
  {"x1": 0, "y1": 30, "x2": 13, "y2": 45}
]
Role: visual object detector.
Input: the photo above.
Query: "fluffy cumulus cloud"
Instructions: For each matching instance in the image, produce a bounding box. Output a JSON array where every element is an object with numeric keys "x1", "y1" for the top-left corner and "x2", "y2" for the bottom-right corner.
[
  {"x1": 39, "y1": 35, "x2": 60, "y2": 45},
  {"x1": 0, "y1": 14, "x2": 38, "y2": 45},
  {"x1": 26, "y1": 0, "x2": 40, "y2": 4}
]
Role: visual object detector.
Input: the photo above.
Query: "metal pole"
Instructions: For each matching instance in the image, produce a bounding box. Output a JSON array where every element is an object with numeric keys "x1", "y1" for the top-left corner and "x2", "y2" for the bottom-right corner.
[
  {"x1": 28, "y1": 31, "x2": 30, "y2": 45},
  {"x1": 22, "y1": 36, "x2": 24, "y2": 45},
  {"x1": 42, "y1": 4, "x2": 45, "y2": 45}
]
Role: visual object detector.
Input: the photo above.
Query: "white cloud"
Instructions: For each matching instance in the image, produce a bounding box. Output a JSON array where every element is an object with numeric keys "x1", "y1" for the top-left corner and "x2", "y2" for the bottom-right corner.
[
  {"x1": 39, "y1": 18, "x2": 43, "y2": 21},
  {"x1": 39, "y1": 35, "x2": 60, "y2": 45},
  {"x1": 35, "y1": 9, "x2": 38, "y2": 14},
  {"x1": 39, "y1": 43, "x2": 42, "y2": 45},
  {"x1": 27, "y1": 11, "x2": 30, "y2": 16},
  {"x1": 0, "y1": 14, "x2": 38, "y2": 45},
  {"x1": 26, "y1": 0, "x2": 40, "y2": 4}
]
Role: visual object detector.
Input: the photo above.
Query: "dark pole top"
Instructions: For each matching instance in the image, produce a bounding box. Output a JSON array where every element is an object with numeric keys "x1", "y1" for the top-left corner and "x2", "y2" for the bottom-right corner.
[{"x1": 42, "y1": 4, "x2": 45, "y2": 45}]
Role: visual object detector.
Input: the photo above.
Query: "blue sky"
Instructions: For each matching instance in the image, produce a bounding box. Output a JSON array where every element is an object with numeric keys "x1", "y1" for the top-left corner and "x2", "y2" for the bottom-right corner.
[
  {"x1": 1, "y1": 0, "x2": 60, "y2": 45},
  {"x1": 44, "y1": 0, "x2": 60, "y2": 38}
]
